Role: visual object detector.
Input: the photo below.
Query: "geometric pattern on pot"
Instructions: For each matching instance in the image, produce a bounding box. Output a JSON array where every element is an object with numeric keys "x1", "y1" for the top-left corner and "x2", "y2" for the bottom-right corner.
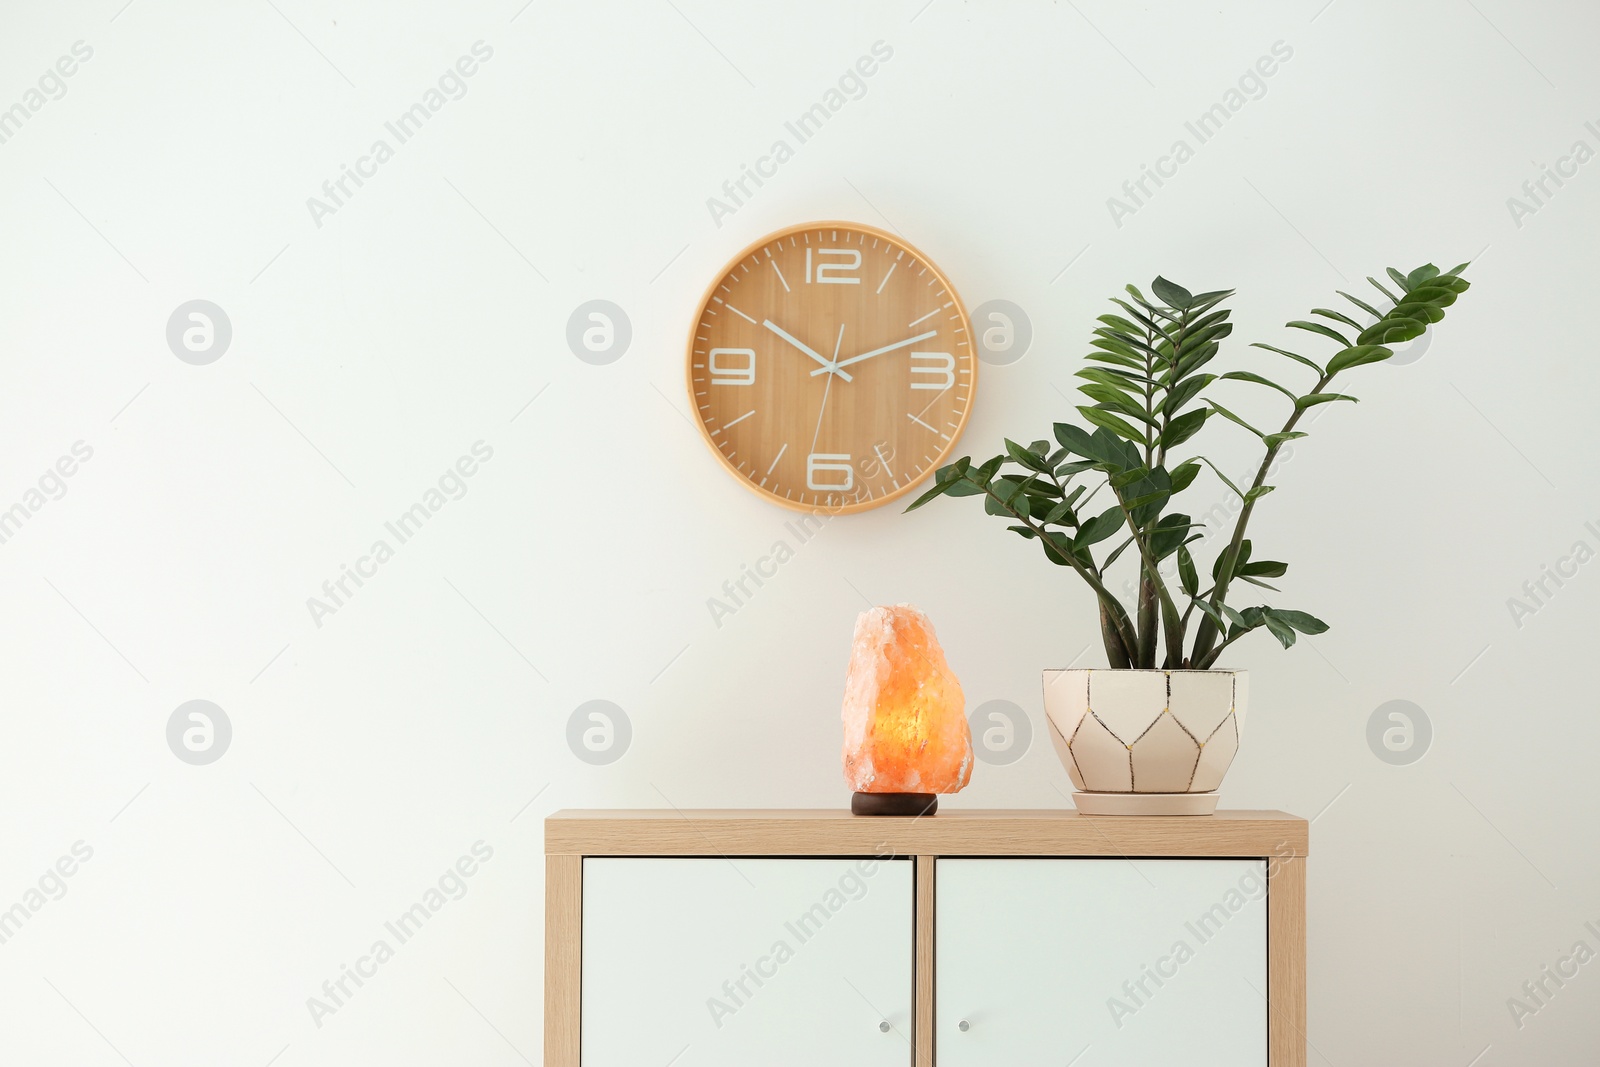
[
  {"x1": 1130, "y1": 711, "x2": 1202, "y2": 792},
  {"x1": 1190, "y1": 712, "x2": 1240, "y2": 792},
  {"x1": 1087, "y1": 669, "x2": 1168, "y2": 742},
  {"x1": 1064, "y1": 711, "x2": 1131, "y2": 791},
  {"x1": 1168, "y1": 670, "x2": 1237, "y2": 742},
  {"x1": 1045, "y1": 711, "x2": 1085, "y2": 789},
  {"x1": 1043, "y1": 668, "x2": 1248, "y2": 795}
]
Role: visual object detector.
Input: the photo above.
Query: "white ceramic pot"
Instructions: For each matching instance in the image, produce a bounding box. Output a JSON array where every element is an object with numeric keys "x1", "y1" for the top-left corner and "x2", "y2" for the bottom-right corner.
[{"x1": 1042, "y1": 668, "x2": 1248, "y2": 815}]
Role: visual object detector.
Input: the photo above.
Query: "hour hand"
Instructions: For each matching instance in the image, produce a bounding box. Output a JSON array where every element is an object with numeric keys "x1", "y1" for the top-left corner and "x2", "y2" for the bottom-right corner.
[{"x1": 763, "y1": 319, "x2": 852, "y2": 382}]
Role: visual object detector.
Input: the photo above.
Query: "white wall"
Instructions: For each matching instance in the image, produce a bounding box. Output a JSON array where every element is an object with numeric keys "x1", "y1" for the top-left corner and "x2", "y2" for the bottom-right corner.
[{"x1": 1, "y1": 0, "x2": 1595, "y2": 1063}]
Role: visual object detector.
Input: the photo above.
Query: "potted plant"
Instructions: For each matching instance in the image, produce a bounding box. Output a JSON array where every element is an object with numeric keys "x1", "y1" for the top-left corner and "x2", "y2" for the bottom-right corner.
[{"x1": 907, "y1": 265, "x2": 1471, "y2": 813}]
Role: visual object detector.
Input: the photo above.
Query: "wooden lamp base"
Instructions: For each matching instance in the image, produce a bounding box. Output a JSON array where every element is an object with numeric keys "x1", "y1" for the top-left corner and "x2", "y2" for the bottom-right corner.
[{"x1": 851, "y1": 792, "x2": 938, "y2": 816}]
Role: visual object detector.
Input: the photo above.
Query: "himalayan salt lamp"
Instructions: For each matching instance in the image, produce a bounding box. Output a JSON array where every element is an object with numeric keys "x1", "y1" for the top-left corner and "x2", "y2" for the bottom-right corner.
[{"x1": 840, "y1": 604, "x2": 972, "y2": 816}]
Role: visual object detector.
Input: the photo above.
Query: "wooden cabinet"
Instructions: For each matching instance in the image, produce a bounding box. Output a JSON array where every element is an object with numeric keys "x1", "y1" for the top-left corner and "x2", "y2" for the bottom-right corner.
[{"x1": 546, "y1": 810, "x2": 1307, "y2": 1067}]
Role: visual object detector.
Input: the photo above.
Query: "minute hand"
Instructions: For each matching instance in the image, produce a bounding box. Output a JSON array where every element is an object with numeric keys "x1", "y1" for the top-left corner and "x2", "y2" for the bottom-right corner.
[{"x1": 813, "y1": 330, "x2": 938, "y2": 375}]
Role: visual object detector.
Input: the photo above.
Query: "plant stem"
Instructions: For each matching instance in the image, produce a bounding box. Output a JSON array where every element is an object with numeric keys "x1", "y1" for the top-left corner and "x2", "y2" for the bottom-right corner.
[
  {"x1": 1189, "y1": 370, "x2": 1335, "y2": 663},
  {"x1": 1115, "y1": 487, "x2": 1187, "y2": 671},
  {"x1": 975, "y1": 479, "x2": 1142, "y2": 661}
]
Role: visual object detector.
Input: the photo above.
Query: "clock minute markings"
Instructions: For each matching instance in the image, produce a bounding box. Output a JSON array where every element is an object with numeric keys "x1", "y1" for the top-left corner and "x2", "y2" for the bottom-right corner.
[
  {"x1": 769, "y1": 255, "x2": 791, "y2": 293},
  {"x1": 907, "y1": 412, "x2": 948, "y2": 440},
  {"x1": 761, "y1": 442, "x2": 788, "y2": 488},
  {"x1": 876, "y1": 261, "x2": 897, "y2": 294},
  {"x1": 712, "y1": 296, "x2": 758, "y2": 325}
]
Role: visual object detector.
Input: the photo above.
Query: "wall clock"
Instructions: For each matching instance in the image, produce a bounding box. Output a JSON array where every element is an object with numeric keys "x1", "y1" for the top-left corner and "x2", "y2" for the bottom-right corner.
[{"x1": 686, "y1": 221, "x2": 976, "y2": 514}]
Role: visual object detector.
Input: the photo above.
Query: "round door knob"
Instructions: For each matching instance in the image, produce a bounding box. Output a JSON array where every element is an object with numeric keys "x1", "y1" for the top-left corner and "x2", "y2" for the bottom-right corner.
[
  {"x1": 879, "y1": 1020, "x2": 891, "y2": 1033},
  {"x1": 958, "y1": 1020, "x2": 970, "y2": 1032}
]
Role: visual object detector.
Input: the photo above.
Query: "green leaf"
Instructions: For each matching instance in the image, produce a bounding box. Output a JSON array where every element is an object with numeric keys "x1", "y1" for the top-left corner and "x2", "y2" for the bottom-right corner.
[
  {"x1": 1287, "y1": 320, "x2": 1354, "y2": 347},
  {"x1": 1177, "y1": 545, "x2": 1198, "y2": 597},
  {"x1": 1406, "y1": 264, "x2": 1440, "y2": 288},
  {"x1": 1101, "y1": 534, "x2": 1138, "y2": 571},
  {"x1": 1169, "y1": 460, "x2": 1201, "y2": 492},
  {"x1": 1108, "y1": 466, "x2": 1151, "y2": 489},
  {"x1": 1077, "y1": 367, "x2": 1150, "y2": 391},
  {"x1": 1040, "y1": 531, "x2": 1077, "y2": 567},
  {"x1": 1111, "y1": 298, "x2": 1168, "y2": 335},
  {"x1": 1270, "y1": 608, "x2": 1329, "y2": 635},
  {"x1": 1311, "y1": 307, "x2": 1364, "y2": 331},
  {"x1": 1043, "y1": 500, "x2": 1076, "y2": 524},
  {"x1": 1244, "y1": 485, "x2": 1275, "y2": 503},
  {"x1": 1249, "y1": 343, "x2": 1324, "y2": 375},
  {"x1": 1082, "y1": 387, "x2": 1158, "y2": 424},
  {"x1": 904, "y1": 477, "x2": 953, "y2": 512},
  {"x1": 1240, "y1": 560, "x2": 1287, "y2": 578},
  {"x1": 1359, "y1": 319, "x2": 1425, "y2": 346},
  {"x1": 1207, "y1": 401, "x2": 1267, "y2": 439},
  {"x1": 1161, "y1": 408, "x2": 1209, "y2": 449},
  {"x1": 1116, "y1": 466, "x2": 1173, "y2": 526},
  {"x1": 1162, "y1": 373, "x2": 1215, "y2": 416},
  {"x1": 1097, "y1": 313, "x2": 1143, "y2": 335},
  {"x1": 1220, "y1": 370, "x2": 1298, "y2": 402},
  {"x1": 1054, "y1": 422, "x2": 1098, "y2": 458},
  {"x1": 1150, "y1": 513, "x2": 1197, "y2": 558},
  {"x1": 1295, "y1": 392, "x2": 1358, "y2": 410},
  {"x1": 1005, "y1": 438, "x2": 1053, "y2": 473},
  {"x1": 944, "y1": 477, "x2": 985, "y2": 497},
  {"x1": 1195, "y1": 456, "x2": 1246, "y2": 500},
  {"x1": 1326, "y1": 344, "x2": 1393, "y2": 373},
  {"x1": 904, "y1": 460, "x2": 967, "y2": 511},
  {"x1": 1007, "y1": 525, "x2": 1036, "y2": 539},
  {"x1": 1086, "y1": 348, "x2": 1143, "y2": 370},
  {"x1": 1151, "y1": 276, "x2": 1194, "y2": 309},
  {"x1": 1336, "y1": 290, "x2": 1384, "y2": 320},
  {"x1": 1077, "y1": 405, "x2": 1149, "y2": 445},
  {"x1": 1192, "y1": 598, "x2": 1228, "y2": 630},
  {"x1": 984, "y1": 479, "x2": 1018, "y2": 516},
  {"x1": 1074, "y1": 505, "x2": 1125, "y2": 549},
  {"x1": 1386, "y1": 266, "x2": 1411, "y2": 293},
  {"x1": 1187, "y1": 288, "x2": 1236, "y2": 313},
  {"x1": 1263, "y1": 431, "x2": 1308, "y2": 447},
  {"x1": 1260, "y1": 611, "x2": 1297, "y2": 648},
  {"x1": 1368, "y1": 276, "x2": 1401, "y2": 303}
]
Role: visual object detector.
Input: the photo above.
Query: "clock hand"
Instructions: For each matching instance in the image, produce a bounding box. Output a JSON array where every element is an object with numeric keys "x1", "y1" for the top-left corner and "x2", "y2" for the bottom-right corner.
[
  {"x1": 809, "y1": 329, "x2": 939, "y2": 376},
  {"x1": 763, "y1": 319, "x2": 853, "y2": 382},
  {"x1": 808, "y1": 323, "x2": 848, "y2": 456}
]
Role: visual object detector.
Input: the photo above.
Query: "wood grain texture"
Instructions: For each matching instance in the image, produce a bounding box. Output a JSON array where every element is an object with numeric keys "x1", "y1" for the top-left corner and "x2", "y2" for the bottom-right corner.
[
  {"x1": 545, "y1": 808, "x2": 1308, "y2": 859},
  {"x1": 544, "y1": 853, "x2": 581, "y2": 1067},
  {"x1": 915, "y1": 855, "x2": 935, "y2": 1067},
  {"x1": 685, "y1": 220, "x2": 976, "y2": 514},
  {"x1": 1268, "y1": 853, "x2": 1308, "y2": 1067}
]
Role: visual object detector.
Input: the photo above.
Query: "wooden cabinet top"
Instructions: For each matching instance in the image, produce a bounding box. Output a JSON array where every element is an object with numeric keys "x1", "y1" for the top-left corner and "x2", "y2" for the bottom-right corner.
[{"x1": 545, "y1": 808, "x2": 1308, "y2": 857}]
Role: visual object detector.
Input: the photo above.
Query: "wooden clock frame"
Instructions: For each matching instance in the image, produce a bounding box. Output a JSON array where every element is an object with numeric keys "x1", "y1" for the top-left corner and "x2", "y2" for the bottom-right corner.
[{"x1": 683, "y1": 220, "x2": 978, "y2": 515}]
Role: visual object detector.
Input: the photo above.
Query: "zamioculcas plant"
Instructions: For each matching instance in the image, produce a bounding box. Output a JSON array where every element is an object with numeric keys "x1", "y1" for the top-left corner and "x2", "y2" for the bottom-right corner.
[{"x1": 907, "y1": 264, "x2": 1471, "y2": 670}]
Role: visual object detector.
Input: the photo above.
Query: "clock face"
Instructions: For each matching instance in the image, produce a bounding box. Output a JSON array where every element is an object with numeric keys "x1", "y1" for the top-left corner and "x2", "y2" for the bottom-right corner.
[{"x1": 686, "y1": 222, "x2": 976, "y2": 514}]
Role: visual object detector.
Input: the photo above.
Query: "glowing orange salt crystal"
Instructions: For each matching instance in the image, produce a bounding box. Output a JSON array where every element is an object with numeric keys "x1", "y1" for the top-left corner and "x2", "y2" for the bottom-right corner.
[{"x1": 841, "y1": 605, "x2": 973, "y2": 795}]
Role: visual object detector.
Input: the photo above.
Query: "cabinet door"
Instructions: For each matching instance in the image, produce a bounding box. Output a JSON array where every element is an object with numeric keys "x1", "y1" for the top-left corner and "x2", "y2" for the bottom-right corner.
[
  {"x1": 583, "y1": 857, "x2": 914, "y2": 1067},
  {"x1": 937, "y1": 858, "x2": 1266, "y2": 1066}
]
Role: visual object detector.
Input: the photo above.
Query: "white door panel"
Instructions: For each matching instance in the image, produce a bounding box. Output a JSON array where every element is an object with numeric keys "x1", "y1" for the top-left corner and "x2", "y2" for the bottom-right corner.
[
  {"x1": 583, "y1": 856, "x2": 914, "y2": 1067},
  {"x1": 937, "y1": 858, "x2": 1267, "y2": 1066}
]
